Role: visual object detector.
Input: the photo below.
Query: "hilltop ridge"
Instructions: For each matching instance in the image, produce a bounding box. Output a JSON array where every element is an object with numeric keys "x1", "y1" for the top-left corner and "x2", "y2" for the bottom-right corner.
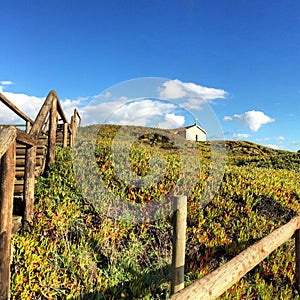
[{"x1": 77, "y1": 124, "x2": 300, "y2": 171}]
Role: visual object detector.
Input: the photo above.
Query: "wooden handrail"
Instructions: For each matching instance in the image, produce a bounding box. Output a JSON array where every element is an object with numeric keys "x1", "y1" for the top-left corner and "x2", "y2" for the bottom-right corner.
[
  {"x1": 0, "y1": 126, "x2": 16, "y2": 300},
  {"x1": 0, "y1": 93, "x2": 34, "y2": 125},
  {"x1": 170, "y1": 215, "x2": 300, "y2": 300},
  {"x1": 56, "y1": 96, "x2": 68, "y2": 124},
  {"x1": 30, "y1": 91, "x2": 57, "y2": 138}
]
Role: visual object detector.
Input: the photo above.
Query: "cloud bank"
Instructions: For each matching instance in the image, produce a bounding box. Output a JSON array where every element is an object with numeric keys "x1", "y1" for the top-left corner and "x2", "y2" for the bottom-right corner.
[
  {"x1": 224, "y1": 110, "x2": 275, "y2": 132},
  {"x1": 159, "y1": 79, "x2": 227, "y2": 110}
]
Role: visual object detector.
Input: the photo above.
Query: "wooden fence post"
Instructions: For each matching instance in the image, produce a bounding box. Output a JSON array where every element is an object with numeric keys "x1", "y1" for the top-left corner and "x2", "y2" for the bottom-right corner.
[
  {"x1": 295, "y1": 229, "x2": 300, "y2": 293},
  {"x1": 0, "y1": 139, "x2": 16, "y2": 300},
  {"x1": 63, "y1": 122, "x2": 68, "y2": 148},
  {"x1": 47, "y1": 97, "x2": 57, "y2": 165},
  {"x1": 171, "y1": 195, "x2": 187, "y2": 295},
  {"x1": 23, "y1": 145, "x2": 36, "y2": 230},
  {"x1": 25, "y1": 121, "x2": 31, "y2": 133},
  {"x1": 69, "y1": 116, "x2": 74, "y2": 148}
]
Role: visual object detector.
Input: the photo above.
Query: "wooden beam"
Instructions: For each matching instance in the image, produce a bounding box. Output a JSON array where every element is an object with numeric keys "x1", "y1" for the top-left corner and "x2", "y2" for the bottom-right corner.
[
  {"x1": 0, "y1": 93, "x2": 34, "y2": 124},
  {"x1": 16, "y1": 129, "x2": 36, "y2": 146},
  {"x1": 30, "y1": 91, "x2": 55, "y2": 138},
  {"x1": 0, "y1": 127, "x2": 17, "y2": 158},
  {"x1": 47, "y1": 97, "x2": 57, "y2": 164},
  {"x1": 56, "y1": 98, "x2": 68, "y2": 124},
  {"x1": 169, "y1": 215, "x2": 300, "y2": 300},
  {"x1": 0, "y1": 138, "x2": 16, "y2": 300}
]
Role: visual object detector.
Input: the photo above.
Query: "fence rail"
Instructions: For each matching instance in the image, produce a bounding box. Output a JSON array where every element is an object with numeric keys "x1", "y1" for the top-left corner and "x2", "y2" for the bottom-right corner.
[
  {"x1": 0, "y1": 90, "x2": 80, "y2": 299},
  {"x1": 169, "y1": 201, "x2": 300, "y2": 300}
]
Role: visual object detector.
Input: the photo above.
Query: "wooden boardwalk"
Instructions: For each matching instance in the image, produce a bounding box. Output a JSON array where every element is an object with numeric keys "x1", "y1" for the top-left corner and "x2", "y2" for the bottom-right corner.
[{"x1": 0, "y1": 90, "x2": 80, "y2": 299}]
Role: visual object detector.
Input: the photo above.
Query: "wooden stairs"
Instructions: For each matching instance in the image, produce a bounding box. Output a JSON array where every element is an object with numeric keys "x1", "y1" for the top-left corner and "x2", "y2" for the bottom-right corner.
[
  {"x1": 0, "y1": 91, "x2": 80, "y2": 234},
  {"x1": 0, "y1": 90, "x2": 81, "y2": 299}
]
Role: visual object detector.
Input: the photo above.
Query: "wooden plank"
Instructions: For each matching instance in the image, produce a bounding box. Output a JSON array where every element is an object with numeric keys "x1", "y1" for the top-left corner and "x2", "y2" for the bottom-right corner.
[
  {"x1": 0, "y1": 127, "x2": 17, "y2": 158},
  {"x1": 47, "y1": 97, "x2": 57, "y2": 164},
  {"x1": 16, "y1": 129, "x2": 36, "y2": 146},
  {"x1": 16, "y1": 147, "x2": 45, "y2": 156},
  {"x1": 169, "y1": 215, "x2": 300, "y2": 300},
  {"x1": 0, "y1": 138, "x2": 16, "y2": 300},
  {"x1": 16, "y1": 157, "x2": 43, "y2": 167},
  {"x1": 0, "y1": 93, "x2": 34, "y2": 124}
]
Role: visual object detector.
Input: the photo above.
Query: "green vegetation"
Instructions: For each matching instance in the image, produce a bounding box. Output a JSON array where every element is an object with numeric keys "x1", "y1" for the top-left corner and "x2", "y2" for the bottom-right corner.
[{"x1": 11, "y1": 124, "x2": 300, "y2": 299}]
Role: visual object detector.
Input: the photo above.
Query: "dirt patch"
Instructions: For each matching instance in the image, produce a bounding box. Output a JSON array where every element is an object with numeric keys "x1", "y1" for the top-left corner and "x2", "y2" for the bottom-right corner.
[{"x1": 254, "y1": 196, "x2": 297, "y2": 223}]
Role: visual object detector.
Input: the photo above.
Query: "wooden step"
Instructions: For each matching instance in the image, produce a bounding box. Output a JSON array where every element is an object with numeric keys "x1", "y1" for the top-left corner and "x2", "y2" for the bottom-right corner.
[
  {"x1": 14, "y1": 179, "x2": 37, "y2": 193},
  {"x1": 15, "y1": 168, "x2": 43, "y2": 178},
  {"x1": 16, "y1": 157, "x2": 44, "y2": 167},
  {"x1": 16, "y1": 147, "x2": 46, "y2": 156}
]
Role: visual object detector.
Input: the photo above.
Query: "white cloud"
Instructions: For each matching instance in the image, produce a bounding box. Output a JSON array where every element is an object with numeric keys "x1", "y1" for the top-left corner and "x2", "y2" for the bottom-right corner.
[
  {"x1": 157, "y1": 113, "x2": 185, "y2": 129},
  {"x1": 158, "y1": 79, "x2": 227, "y2": 110},
  {"x1": 101, "y1": 99, "x2": 176, "y2": 127},
  {"x1": 232, "y1": 133, "x2": 250, "y2": 139},
  {"x1": 256, "y1": 136, "x2": 285, "y2": 142},
  {"x1": 0, "y1": 81, "x2": 13, "y2": 94},
  {"x1": 0, "y1": 81, "x2": 13, "y2": 86},
  {"x1": 266, "y1": 144, "x2": 280, "y2": 150},
  {"x1": 291, "y1": 141, "x2": 300, "y2": 146},
  {"x1": 223, "y1": 110, "x2": 275, "y2": 132}
]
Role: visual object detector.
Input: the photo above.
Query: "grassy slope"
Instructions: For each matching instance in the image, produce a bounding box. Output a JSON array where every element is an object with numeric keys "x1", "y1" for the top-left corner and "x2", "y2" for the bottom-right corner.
[{"x1": 11, "y1": 124, "x2": 300, "y2": 299}]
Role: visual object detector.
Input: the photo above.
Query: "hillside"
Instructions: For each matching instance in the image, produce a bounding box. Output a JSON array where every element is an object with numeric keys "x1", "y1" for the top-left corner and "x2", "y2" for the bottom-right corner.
[{"x1": 11, "y1": 124, "x2": 300, "y2": 299}]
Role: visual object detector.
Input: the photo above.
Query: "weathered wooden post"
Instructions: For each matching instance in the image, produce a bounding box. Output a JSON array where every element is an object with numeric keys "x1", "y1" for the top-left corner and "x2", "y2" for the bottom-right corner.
[
  {"x1": 69, "y1": 116, "x2": 74, "y2": 148},
  {"x1": 0, "y1": 127, "x2": 16, "y2": 300},
  {"x1": 295, "y1": 229, "x2": 300, "y2": 293},
  {"x1": 70, "y1": 113, "x2": 77, "y2": 147},
  {"x1": 63, "y1": 122, "x2": 68, "y2": 148},
  {"x1": 25, "y1": 121, "x2": 31, "y2": 133},
  {"x1": 171, "y1": 195, "x2": 187, "y2": 295},
  {"x1": 47, "y1": 97, "x2": 57, "y2": 164},
  {"x1": 23, "y1": 144, "x2": 36, "y2": 229}
]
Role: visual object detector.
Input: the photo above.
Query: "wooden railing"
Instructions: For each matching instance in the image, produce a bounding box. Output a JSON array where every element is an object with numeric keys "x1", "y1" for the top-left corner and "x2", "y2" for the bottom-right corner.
[
  {"x1": 0, "y1": 90, "x2": 80, "y2": 299},
  {"x1": 169, "y1": 203, "x2": 300, "y2": 300},
  {"x1": 0, "y1": 127, "x2": 16, "y2": 300}
]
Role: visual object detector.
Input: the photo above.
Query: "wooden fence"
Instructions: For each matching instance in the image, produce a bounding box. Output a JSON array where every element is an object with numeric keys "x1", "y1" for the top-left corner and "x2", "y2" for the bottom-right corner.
[
  {"x1": 0, "y1": 91, "x2": 80, "y2": 299},
  {"x1": 169, "y1": 196, "x2": 300, "y2": 300}
]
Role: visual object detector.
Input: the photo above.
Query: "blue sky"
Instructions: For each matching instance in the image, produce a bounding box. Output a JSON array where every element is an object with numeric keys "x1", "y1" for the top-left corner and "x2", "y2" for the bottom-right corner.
[{"x1": 0, "y1": 0, "x2": 299, "y2": 151}]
